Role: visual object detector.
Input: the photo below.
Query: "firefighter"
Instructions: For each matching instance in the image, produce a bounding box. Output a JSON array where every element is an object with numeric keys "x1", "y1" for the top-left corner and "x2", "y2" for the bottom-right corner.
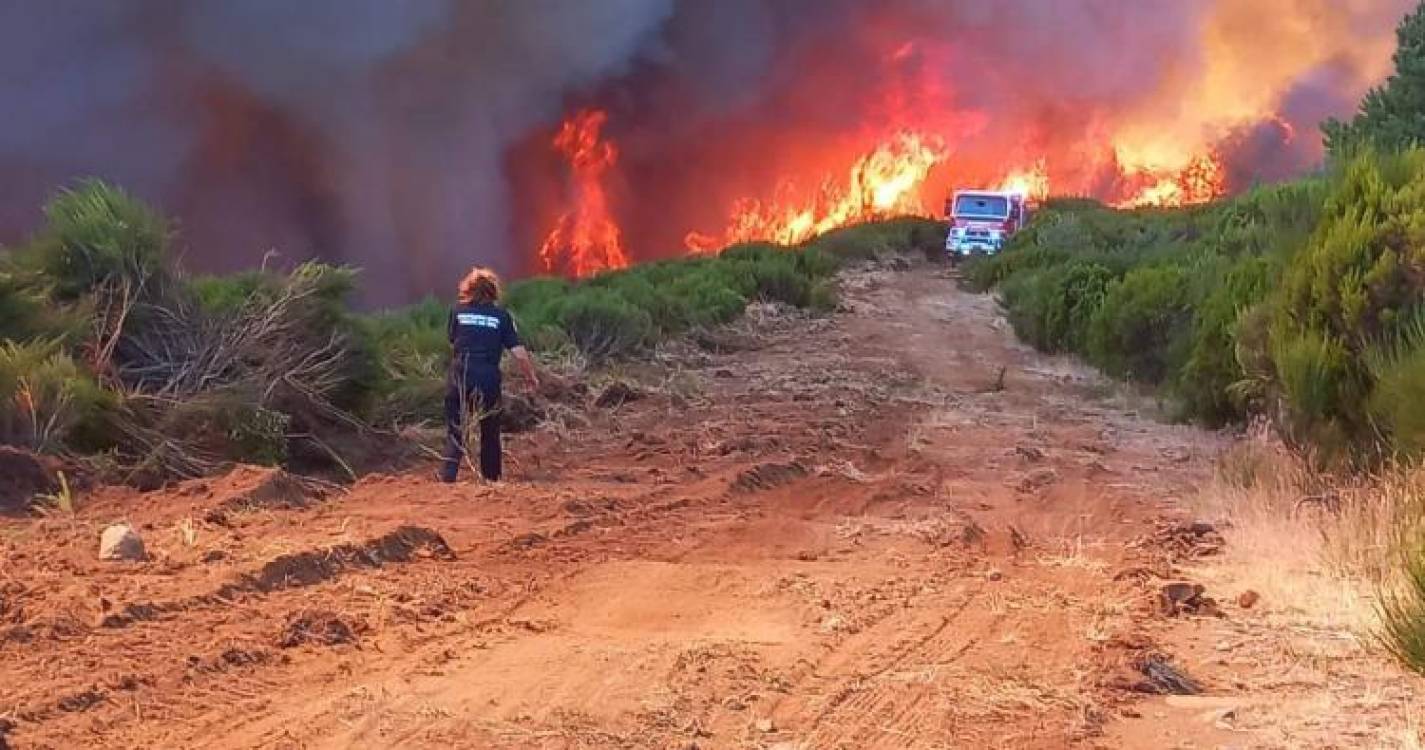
[{"x1": 440, "y1": 267, "x2": 538, "y2": 483}]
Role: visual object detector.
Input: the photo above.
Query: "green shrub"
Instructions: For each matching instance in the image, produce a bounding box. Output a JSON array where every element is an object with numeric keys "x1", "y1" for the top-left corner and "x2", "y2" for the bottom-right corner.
[
  {"x1": 999, "y1": 261, "x2": 1113, "y2": 353},
  {"x1": 144, "y1": 391, "x2": 291, "y2": 467},
  {"x1": 22, "y1": 180, "x2": 171, "y2": 301},
  {"x1": 1364, "y1": 309, "x2": 1425, "y2": 457},
  {"x1": 0, "y1": 267, "x2": 61, "y2": 342},
  {"x1": 743, "y1": 255, "x2": 813, "y2": 306},
  {"x1": 189, "y1": 271, "x2": 266, "y2": 315},
  {"x1": 557, "y1": 289, "x2": 655, "y2": 361},
  {"x1": 0, "y1": 340, "x2": 115, "y2": 452},
  {"x1": 1261, "y1": 150, "x2": 1425, "y2": 458},
  {"x1": 667, "y1": 272, "x2": 748, "y2": 326},
  {"x1": 1177, "y1": 256, "x2": 1272, "y2": 425},
  {"x1": 1369, "y1": 344, "x2": 1425, "y2": 457},
  {"x1": 805, "y1": 217, "x2": 943, "y2": 261},
  {"x1": 1086, "y1": 266, "x2": 1193, "y2": 384}
]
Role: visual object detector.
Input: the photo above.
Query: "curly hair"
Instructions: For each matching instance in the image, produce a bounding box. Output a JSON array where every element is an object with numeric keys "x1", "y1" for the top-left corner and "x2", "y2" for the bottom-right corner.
[{"x1": 457, "y1": 267, "x2": 501, "y2": 305}]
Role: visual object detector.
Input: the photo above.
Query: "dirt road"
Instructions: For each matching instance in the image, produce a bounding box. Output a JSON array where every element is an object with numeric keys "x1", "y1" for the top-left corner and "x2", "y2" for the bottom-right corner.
[{"x1": 7, "y1": 264, "x2": 1401, "y2": 748}]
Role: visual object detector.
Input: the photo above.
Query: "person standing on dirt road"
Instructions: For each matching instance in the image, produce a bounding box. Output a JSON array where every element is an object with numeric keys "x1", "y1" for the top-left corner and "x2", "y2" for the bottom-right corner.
[{"x1": 440, "y1": 267, "x2": 539, "y2": 483}]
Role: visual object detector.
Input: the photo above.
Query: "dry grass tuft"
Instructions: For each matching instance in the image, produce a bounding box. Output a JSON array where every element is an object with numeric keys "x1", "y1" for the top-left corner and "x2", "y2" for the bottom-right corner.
[{"x1": 1195, "y1": 437, "x2": 1401, "y2": 634}]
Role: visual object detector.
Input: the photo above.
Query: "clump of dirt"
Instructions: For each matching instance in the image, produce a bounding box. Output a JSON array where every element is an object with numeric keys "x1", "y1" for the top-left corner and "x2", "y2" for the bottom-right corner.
[
  {"x1": 278, "y1": 610, "x2": 366, "y2": 648},
  {"x1": 1158, "y1": 582, "x2": 1221, "y2": 617},
  {"x1": 56, "y1": 688, "x2": 104, "y2": 713},
  {"x1": 186, "y1": 647, "x2": 274, "y2": 674},
  {"x1": 731, "y1": 461, "x2": 809, "y2": 493},
  {"x1": 692, "y1": 329, "x2": 759, "y2": 354},
  {"x1": 0, "y1": 447, "x2": 56, "y2": 515},
  {"x1": 0, "y1": 582, "x2": 26, "y2": 624},
  {"x1": 100, "y1": 602, "x2": 163, "y2": 629},
  {"x1": 245, "y1": 525, "x2": 455, "y2": 593},
  {"x1": 1149, "y1": 520, "x2": 1225, "y2": 558},
  {"x1": 593, "y1": 380, "x2": 643, "y2": 408},
  {"x1": 1016, "y1": 467, "x2": 1059, "y2": 494},
  {"x1": 198, "y1": 465, "x2": 325, "y2": 525},
  {"x1": 1131, "y1": 653, "x2": 1204, "y2": 695}
]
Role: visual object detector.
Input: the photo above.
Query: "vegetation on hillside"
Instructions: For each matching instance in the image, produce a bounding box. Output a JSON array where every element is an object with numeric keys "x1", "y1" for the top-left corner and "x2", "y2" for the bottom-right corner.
[{"x1": 0, "y1": 181, "x2": 938, "y2": 482}]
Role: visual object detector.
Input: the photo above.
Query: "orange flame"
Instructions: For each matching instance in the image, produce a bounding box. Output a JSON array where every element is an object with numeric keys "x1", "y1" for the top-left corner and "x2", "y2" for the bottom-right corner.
[
  {"x1": 686, "y1": 130, "x2": 948, "y2": 252},
  {"x1": 1114, "y1": 152, "x2": 1226, "y2": 209},
  {"x1": 997, "y1": 159, "x2": 1050, "y2": 201},
  {"x1": 539, "y1": 109, "x2": 630, "y2": 277}
]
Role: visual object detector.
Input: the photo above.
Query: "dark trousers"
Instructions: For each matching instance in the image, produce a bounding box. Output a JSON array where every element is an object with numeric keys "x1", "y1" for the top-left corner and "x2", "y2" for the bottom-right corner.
[{"x1": 441, "y1": 364, "x2": 502, "y2": 482}]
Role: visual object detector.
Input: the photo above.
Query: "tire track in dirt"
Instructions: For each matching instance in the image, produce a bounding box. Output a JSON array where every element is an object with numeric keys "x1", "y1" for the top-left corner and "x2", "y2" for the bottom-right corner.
[{"x1": 792, "y1": 586, "x2": 990, "y2": 748}]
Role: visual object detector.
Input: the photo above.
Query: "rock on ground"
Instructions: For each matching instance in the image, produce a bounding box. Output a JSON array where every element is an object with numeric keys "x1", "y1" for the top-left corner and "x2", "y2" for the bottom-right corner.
[{"x1": 99, "y1": 524, "x2": 146, "y2": 562}]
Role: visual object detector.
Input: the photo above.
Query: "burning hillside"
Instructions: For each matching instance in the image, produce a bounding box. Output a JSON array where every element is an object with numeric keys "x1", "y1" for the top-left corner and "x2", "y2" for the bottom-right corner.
[
  {"x1": 529, "y1": 0, "x2": 1412, "y2": 274},
  {"x1": 0, "y1": 0, "x2": 1416, "y2": 297}
]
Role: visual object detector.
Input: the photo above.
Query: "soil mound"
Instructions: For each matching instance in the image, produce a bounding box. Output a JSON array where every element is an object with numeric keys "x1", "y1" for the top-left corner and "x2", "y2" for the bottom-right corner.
[
  {"x1": 730, "y1": 461, "x2": 809, "y2": 494},
  {"x1": 278, "y1": 609, "x2": 366, "y2": 648},
  {"x1": 194, "y1": 465, "x2": 325, "y2": 525}
]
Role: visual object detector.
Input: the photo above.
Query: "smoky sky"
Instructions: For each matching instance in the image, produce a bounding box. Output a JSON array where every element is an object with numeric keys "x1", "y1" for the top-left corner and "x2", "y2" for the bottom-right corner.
[{"x1": 0, "y1": 0, "x2": 1412, "y2": 305}]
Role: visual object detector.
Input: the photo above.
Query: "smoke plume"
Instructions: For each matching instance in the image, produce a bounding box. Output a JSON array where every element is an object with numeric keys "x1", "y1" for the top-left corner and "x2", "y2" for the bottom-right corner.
[{"x1": 0, "y1": 0, "x2": 1414, "y2": 303}]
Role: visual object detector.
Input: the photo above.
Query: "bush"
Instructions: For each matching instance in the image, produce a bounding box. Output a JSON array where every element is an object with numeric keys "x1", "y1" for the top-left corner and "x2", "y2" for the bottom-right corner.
[
  {"x1": 805, "y1": 217, "x2": 944, "y2": 261},
  {"x1": 22, "y1": 180, "x2": 171, "y2": 302},
  {"x1": 0, "y1": 340, "x2": 115, "y2": 452},
  {"x1": 557, "y1": 289, "x2": 655, "y2": 361},
  {"x1": 744, "y1": 255, "x2": 814, "y2": 307},
  {"x1": 492, "y1": 242, "x2": 840, "y2": 361},
  {"x1": 1177, "y1": 256, "x2": 1272, "y2": 425},
  {"x1": 1380, "y1": 536, "x2": 1425, "y2": 676},
  {"x1": 1260, "y1": 150, "x2": 1425, "y2": 460},
  {"x1": 1086, "y1": 266, "x2": 1194, "y2": 384},
  {"x1": 0, "y1": 267, "x2": 72, "y2": 343},
  {"x1": 999, "y1": 261, "x2": 1113, "y2": 353},
  {"x1": 667, "y1": 272, "x2": 748, "y2": 325},
  {"x1": 158, "y1": 392, "x2": 292, "y2": 467}
]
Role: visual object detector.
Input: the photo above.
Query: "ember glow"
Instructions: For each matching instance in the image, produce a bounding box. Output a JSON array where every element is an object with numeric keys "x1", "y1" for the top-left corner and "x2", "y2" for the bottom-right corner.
[{"x1": 538, "y1": 109, "x2": 630, "y2": 278}]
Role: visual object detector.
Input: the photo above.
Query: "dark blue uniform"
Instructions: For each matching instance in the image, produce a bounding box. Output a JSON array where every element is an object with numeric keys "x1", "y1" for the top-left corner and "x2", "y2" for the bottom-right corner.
[{"x1": 441, "y1": 303, "x2": 520, "y2": 482}]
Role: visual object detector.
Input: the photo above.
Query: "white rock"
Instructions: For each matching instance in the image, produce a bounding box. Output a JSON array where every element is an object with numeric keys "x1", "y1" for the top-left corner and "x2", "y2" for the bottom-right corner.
[{"x1": 99, "y1": 523, "x2": 145, "y2": 562}]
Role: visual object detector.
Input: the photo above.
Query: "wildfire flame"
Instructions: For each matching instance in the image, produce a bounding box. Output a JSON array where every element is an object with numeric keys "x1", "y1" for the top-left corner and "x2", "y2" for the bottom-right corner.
[
  {"x1": 1113, "y1": 152, "x2": 1226, "y2": 209},
  {"x1": 538, "y1": 109, "x2": 630, "y2": 277},
  {"x1": 997, "y1": 159, "x2": 1050, "y2": 201},
  {"x1": 686, "y1": 130, "x2": 948, "y2": 252}
]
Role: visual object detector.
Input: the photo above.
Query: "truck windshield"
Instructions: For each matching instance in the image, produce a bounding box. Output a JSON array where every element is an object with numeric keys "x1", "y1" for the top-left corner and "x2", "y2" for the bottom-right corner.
[{"x1": 954, "y1": 195, "x2": 1010, "y2": 219}]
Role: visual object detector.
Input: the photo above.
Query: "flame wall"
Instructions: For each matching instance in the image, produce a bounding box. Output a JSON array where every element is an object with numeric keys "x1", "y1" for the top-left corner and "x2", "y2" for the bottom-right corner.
[{"x1": 0, "y1": 0, "x2": 1414, "y2": 303}]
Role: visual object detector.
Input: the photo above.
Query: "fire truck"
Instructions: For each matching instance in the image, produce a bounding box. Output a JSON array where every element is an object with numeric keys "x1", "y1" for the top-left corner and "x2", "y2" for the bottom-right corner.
[{"x1": 944, "y1": 190, "x2": 1030, "y2": 263}]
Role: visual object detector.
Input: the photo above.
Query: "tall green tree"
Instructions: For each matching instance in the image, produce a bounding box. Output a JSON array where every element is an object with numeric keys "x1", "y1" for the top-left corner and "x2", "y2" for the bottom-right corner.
[{"x1": 1324, "y1": 3, "x2": 1425, "y2": 157}]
